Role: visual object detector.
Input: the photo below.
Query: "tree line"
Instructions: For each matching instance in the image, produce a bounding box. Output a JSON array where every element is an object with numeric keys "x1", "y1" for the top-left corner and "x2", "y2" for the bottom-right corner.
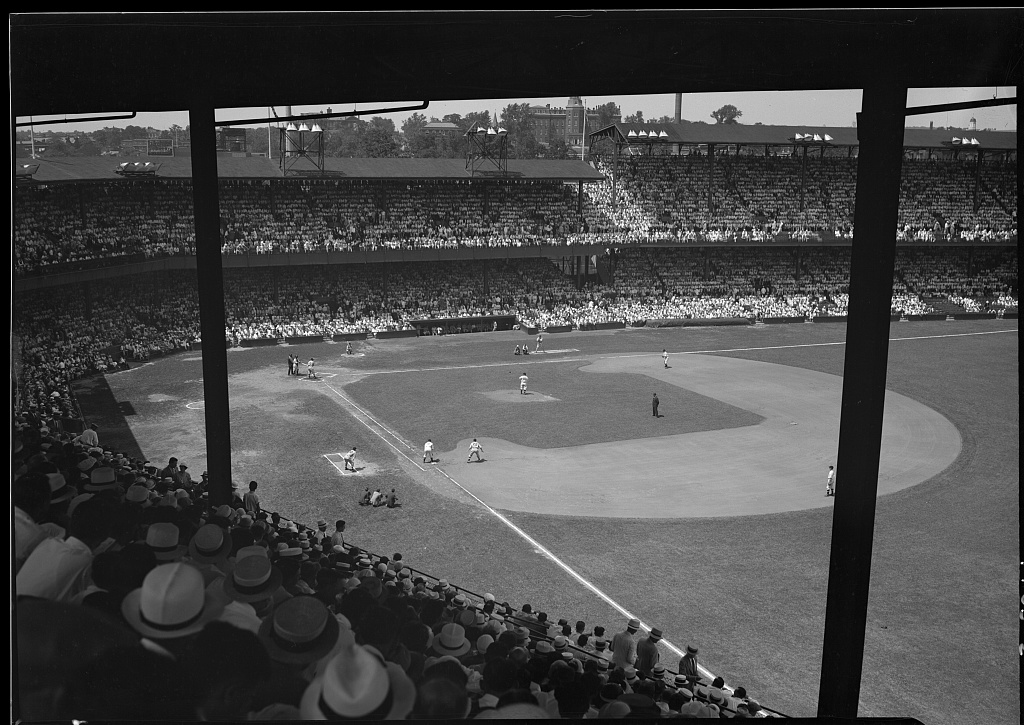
[{"x1": 15, "y1": 103, "x2": 750, "y2": 159}]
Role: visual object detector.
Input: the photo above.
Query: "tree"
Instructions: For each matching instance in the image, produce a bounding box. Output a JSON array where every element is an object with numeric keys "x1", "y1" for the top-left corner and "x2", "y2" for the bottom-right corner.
[
  {"x1": 543, "y1": 137, "x2": 573, "y2": 160},
  {"x1": 363, "y1": 117, "x2": 399, "y2": 157},
  {"x1": 402, "y1": 112, "x2": 431, "y2": 157},
  {"x1": 624, "y1": 110, "x2": 644, "y2": 124},
  {"x1": 711, "y1": 105, "x2": 743, "y2": 124},
  {"x1": 500, "y1": 103, "x2": 541, "y2": 159},
  {"x1": 594, "y1": 102, "x2": 620, "y2": 130}
]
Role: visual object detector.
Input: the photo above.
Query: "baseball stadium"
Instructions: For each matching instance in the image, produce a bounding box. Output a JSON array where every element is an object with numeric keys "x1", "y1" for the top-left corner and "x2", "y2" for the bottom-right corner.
[{"x1": 11, "y1": 11, "x2": 1020, "y2": 725}]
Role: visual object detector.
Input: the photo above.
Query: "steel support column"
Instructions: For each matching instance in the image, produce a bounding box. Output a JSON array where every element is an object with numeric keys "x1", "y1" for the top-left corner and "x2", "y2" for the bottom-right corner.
[
  {"x1": 817, "y1": 83, "x2": 907, "y2": 719},
  {"x1": 189, "y1": 105, "x2": 234, "y2": 507}
]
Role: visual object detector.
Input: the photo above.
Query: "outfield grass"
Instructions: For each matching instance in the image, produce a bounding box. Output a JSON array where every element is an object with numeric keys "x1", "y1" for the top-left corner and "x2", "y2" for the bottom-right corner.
[{"x1": 81, "y1": 320, "x2": 1019, "y2": 723}]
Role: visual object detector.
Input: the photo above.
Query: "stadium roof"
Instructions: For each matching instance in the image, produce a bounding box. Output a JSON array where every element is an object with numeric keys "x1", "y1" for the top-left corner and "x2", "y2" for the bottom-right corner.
[
  {"x1": 591, "y1": 122, "x2": 1018, "y2": 151},
  {"x1": 18, "y1": 156, "x2": 605, "y2": 183}
]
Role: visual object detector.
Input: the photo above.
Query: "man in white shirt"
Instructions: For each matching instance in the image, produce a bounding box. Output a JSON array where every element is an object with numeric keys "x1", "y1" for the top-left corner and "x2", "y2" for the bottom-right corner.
[
  {"x1": 519, "y1": 374, "x2": 529, "y2": 395},
  {"x1": 423, "y1": 439, "x2": 436, "y2": 463},
  {"x1": 342, "y1": 447, "x2": 357, "y2": 472},
  {"x1": 467, "y1": 439, "x2": 484, "y2": 463},
  {"x1": 826, "y1": 465, "x2": 836, "y2": 496},
  {"x1": 75, "y1": 423, "x2": 99, "y2": 448}
]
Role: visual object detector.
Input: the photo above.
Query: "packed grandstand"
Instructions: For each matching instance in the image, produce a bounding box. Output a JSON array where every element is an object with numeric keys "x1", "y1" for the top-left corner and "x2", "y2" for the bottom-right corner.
[{"x1": 12, "y1": 146, "x2": 1018, "y2": 720}]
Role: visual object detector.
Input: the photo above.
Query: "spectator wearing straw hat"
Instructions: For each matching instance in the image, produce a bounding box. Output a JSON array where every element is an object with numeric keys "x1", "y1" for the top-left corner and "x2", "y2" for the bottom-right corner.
[
  {"x1": 14, "y1": 473, "x2": 53, "y2": 573},
  {"x1": 635, "y1": 627, "x2": 662, "y2": 676},
  {"x1": 119, "y1": 561, "x2": 226, "y2": 658},
  {"x1": 610, "y1": 617, "x2": 640, "y2": 669},
  {"x1": 677, "y1": 644, "x2": 701, "y2": 690},
  {"x1": 299, "y1": 635, "x2": 416, "y2": 720},
  {"x1": 17, "y1": 496, "x2": 114, "y2": 602}
]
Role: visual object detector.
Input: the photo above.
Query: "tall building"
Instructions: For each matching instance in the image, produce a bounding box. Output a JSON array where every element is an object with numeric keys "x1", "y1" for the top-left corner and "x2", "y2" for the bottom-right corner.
[{"x1": 528, "y1": 96, "x2": 620, "y2": 153}]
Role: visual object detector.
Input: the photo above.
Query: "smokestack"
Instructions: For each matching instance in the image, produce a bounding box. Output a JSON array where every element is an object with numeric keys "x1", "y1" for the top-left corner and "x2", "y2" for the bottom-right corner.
[{"x1": 675, "y1": 93, "x2": 682, "y2": 123}]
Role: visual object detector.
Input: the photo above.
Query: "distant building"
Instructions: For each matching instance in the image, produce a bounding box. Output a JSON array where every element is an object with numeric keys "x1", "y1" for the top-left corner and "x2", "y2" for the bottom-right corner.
[
  {"x1": 528, "y1": 96, "x2": 620, "y2": 153},
  {"x1": 422, "y1": 121, "x2": 462, "y2": 137}
]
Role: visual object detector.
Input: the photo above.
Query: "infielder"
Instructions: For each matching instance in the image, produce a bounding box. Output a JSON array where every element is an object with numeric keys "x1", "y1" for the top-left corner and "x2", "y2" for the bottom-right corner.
[
  {"x1": 826, "y1": 465, "x2": 835, "y2": 496},
  {"x1": 662, "y1": 349, "x2": 669, "y2": 368},
  {"x1": 467, "y1": 439, "x2": 484, "y2": 463},
  {"x1": 423, "y1": 439, "x2": 436, "y2": 463},
  {"x1": 343, "y1": 447, "x2": 358, "y2": 472},
  {"x1": 519, "y1": 373, "x2": 529, "y2": 395}
]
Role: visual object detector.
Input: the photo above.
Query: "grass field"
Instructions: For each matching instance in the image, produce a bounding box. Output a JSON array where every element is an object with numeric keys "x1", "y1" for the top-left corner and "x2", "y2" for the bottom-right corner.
[{"x1": 75, "y1": 319, "x2": 1019, "y2": 723}]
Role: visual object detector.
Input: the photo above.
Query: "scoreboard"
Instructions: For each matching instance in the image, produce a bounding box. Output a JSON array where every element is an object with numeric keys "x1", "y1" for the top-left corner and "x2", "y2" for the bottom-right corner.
[{"x1": 147, "y1": 138, "x2": 174, "y2": 156}]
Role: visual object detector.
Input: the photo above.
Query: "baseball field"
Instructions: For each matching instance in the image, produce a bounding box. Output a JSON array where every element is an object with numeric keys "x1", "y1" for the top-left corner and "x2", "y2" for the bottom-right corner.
[{"x1": 73, "y1": 318, "x2": 1019, "y2": 723}]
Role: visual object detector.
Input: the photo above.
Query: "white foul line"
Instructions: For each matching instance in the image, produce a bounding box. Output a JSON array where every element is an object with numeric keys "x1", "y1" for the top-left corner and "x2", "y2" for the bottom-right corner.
[
  {"x1": 604, "y1": 327, "x2": 1017, "y2": 359},
  {"x1": 319, "y1": 373, "x2": 710, "y2": 677}
]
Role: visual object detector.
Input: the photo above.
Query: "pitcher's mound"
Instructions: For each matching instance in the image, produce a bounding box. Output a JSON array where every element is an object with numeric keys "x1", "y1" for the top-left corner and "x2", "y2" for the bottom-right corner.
[{"x1": 479, "y1": 390, "x2": 560, "y2": 403}]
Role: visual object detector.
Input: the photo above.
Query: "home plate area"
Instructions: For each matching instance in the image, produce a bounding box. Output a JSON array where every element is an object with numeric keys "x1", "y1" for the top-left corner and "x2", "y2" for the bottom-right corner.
[{"x1": 323, "y1": 452, "x2": 375, "y2": 476}]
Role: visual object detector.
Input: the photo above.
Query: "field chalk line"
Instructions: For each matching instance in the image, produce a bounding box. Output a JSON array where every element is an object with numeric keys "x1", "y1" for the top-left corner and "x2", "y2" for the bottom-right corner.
[
  {"x1": 314, "y1": 325, "x2": 1016, "y2": 683},
  {"x1": 319, "y1": 376, "x2": 705, "y2": 675}
]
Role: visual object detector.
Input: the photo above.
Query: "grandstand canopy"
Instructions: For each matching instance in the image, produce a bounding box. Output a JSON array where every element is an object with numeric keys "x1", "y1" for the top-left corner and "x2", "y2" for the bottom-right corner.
[
  {"x1": 590, "y1": 122, "x2": 1018, "y2": 151},
  {"x1": 17, "y1": 156, "x2": 605, "y2": 183}
]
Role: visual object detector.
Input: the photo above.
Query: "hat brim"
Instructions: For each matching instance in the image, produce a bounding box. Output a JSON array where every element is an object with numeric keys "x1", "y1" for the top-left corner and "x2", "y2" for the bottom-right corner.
[
  {"x1": 299, "y1": 660, "x2": 415, "y2": 721},
  {"x1": 258, "y1": 608, "x2": 341, "y2": 665},
  {"x1": 147, "y1": 544, "x2": 189, "y2": 562},
  {"x1": 222, "y1": 566, "x2": 284, "y2": 603},
  {"x1": 120, "y1": 587, "x2": 224, "y2": 639},
  {"x1": 431, "y1": 638, "x2": 471, "y2": 658},
  {"x1": 188, "y1": 536, "x2": 234, "y2": 565}
]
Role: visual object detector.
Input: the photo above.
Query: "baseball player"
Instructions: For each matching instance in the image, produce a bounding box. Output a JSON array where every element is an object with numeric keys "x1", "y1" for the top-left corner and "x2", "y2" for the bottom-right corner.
[
  {"x1": 423, "y1": 439, "x2": 436, "y2": 463},
  {"x1": 467, "y1": 439, "x2": 484, "y2": 463},
  {"x1": 519, "y1": 373, "x2": 529, "y2": 395},
  {"x1": 662, "y1": 349, "x2": 669, "y2": 368},
  {"x1": 826, "y1": 465, "x2": 835, "y2": 496},
  {"x1": 342, "y1": 447, "x2": 358, "y2": 472},
  {"x1": 307, "y1": 357, "x2": 318, "y2": 379}
]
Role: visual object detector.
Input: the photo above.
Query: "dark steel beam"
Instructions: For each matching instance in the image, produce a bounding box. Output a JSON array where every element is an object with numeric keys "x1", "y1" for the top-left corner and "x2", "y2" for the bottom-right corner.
[
  {"x1": 189, "y1": 105, "x2": 234, "y2": 507},
  {"x1": 817, "y1": 82, "x2": 908, "y2": 719}
]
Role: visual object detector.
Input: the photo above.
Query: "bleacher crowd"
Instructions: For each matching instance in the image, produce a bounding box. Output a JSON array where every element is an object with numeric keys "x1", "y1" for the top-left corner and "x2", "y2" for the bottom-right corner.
[
  {"x1": 13, "y1": 246, "x2": 1018, "y2": 417},
  {"x1": 15, "y1": 414, "x2": 772, "y2": 720},
  {"x1": 14, "y1": 155, "x2": 1016, "y2": 274}
]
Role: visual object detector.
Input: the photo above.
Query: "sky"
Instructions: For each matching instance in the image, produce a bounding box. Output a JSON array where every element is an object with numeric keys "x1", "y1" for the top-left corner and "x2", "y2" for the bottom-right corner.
[{"x1": 16, "y1": 87, "x2": 1016, "y2": 135}]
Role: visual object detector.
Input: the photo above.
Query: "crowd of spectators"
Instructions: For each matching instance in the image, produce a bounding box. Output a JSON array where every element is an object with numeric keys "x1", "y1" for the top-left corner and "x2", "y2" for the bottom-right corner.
[
  {"x1": 13, "y1": 247, "x2": 1016, "y2": 416},
  {"x1": 14, "y1": 155, "x2": 1015, "y2": 274},
  {"x1": 15, "y1": 415, "x2": 772, "y2": 720}
]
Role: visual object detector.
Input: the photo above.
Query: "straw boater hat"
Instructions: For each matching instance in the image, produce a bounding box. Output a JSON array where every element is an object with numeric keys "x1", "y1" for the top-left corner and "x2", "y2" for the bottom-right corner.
[
  {"x1": 120, "y1": 562, "x2": 225, "y2": 640},
  {"x1": 223, "y1": 555, "x2": 284, "y2": 603},
  {"x1": 47, "y1": 472, "x2": 77, "y2": 505},
  {"x1": 187, "y1": 524, "x2": 234, "y2": 565},
  {"x1": 258, "y1": 596, "x2": 340, "y2": 666},
  {"x1": 300, "y1": 635, "x2": 415, "y2": 721},
  {"x1": 431, "y1": 623, "x2": 471, "y2": 657},
  {"x1": 144, "y1": 523, "x2": 188, "y2": 561}
]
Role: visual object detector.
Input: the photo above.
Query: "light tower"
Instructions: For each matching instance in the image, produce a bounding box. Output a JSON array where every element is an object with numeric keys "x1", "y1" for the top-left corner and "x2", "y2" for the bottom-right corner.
[
  {"x1": 465, "y1": 123, "x2": 508, "y2": 177},
  {"x1": 278, "y1": 121, "x2": 325, "y2": 175}
]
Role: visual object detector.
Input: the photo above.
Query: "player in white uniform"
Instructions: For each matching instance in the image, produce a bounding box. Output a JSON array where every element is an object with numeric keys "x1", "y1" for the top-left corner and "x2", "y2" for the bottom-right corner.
[
  {"x1": 423, "y1": 439, "x2": 436, "y2": 463},
  {"x1": 343, "y1": 447, "x2": 357, "y2": 472},
  {"x1": 519, "y1": 373, "x2": 529, "y2": 395},
  {"x1": 826, "y1": 465, "x2": 835, "y2": 496},
  {"x1": 662, "y1": 349, "x2": 669, "y2": 368},
  {"x1": 307, "y1": 358, "x2": 317, "y2": 379},
  {"x1": 467, "y1": 439, "x2": 484, "y2": 463}
]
